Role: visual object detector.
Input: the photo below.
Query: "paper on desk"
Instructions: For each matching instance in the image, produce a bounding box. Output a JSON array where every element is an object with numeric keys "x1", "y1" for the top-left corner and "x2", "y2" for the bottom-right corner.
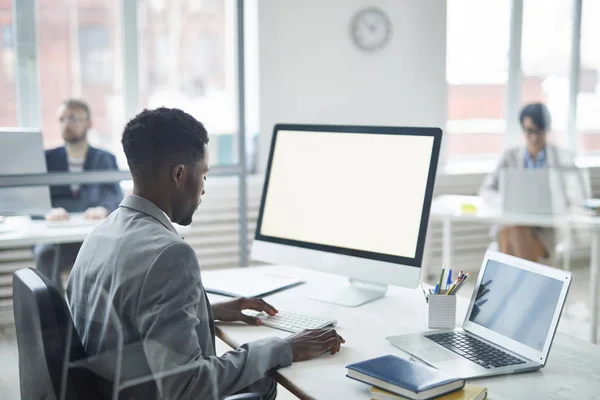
[{"x1": 202, "y1": 268, "x2": 304, "y2": 298}]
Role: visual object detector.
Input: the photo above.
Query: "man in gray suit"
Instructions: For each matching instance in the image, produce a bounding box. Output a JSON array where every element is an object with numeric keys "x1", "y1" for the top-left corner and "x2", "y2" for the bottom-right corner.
[{"x1": 67, "y1": 108, "x2": 344, "y2": 400}]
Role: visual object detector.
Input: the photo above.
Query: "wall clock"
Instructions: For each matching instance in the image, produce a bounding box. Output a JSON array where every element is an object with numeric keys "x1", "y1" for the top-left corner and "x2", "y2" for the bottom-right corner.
[{"x1": 350, "y1": 6, "x2": 393, "y2": 52}]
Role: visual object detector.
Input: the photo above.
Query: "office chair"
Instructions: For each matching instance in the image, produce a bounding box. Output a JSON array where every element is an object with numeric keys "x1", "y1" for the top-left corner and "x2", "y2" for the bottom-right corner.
[
  {"x1": 12, "y1": 267, "x2": 105, "y2": 400},
  {"x1": 12, "y1": 268, "x2": 259, "y2": 400}
]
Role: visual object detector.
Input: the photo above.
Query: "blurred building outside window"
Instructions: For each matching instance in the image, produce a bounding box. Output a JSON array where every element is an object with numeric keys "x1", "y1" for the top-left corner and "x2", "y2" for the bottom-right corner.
[
  {"x1": 37, "y1": 0, "x2": 124, "y2": 158},
  {"x1": 446, "y1": 0, "x2": 510, "y2": 162},
  {"x1": 27, "y1": 0, "x2": 258, "y2": 171},
  {"x1": 138, "y1": 0, "x2": 259, "y2": 171},
  {"x1": 0, "y1": 0, "x2": 17, "y2": 126},
  {"x1": 1, "y1": 0, "x2": 596, "y2": 171},
  {"x1": 520, "y1": 0, "x2": 572, "y2": 150},
  {"x1": 577, "y1": 0, "x2": 600, "y2": 155}
]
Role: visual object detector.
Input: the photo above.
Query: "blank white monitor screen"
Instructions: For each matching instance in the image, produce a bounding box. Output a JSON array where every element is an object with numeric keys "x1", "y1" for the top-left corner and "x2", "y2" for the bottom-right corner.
[{"x1": 258, "y1": 128, "x2": 437, "y2": 260}]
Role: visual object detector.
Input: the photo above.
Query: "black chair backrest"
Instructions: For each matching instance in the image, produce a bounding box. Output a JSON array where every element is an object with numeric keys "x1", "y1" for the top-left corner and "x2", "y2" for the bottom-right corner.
[
  {"x1": 12, "y1": 267, "x2": 259, "y2": 400},
  {"x1": 12, "y1": 267, "x2": 102, "y2": 400}
]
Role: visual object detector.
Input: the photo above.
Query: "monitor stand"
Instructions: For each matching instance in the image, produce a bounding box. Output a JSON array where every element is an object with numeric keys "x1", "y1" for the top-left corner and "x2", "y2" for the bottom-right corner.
[{"x1": 307, "y1": 278, "x2": 388, "y2": 307}]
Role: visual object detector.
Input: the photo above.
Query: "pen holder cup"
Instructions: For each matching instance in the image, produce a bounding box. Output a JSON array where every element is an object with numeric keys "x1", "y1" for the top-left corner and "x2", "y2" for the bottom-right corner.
[{"x1": 428, "y1": 294, "x2": 457, "y2": 329}]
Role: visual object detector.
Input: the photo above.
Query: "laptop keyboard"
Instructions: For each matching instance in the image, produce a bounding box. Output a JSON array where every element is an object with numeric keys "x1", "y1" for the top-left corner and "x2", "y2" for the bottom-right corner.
[{"x1": 425, "y1": 331, "x2": 526, "y2": 369}]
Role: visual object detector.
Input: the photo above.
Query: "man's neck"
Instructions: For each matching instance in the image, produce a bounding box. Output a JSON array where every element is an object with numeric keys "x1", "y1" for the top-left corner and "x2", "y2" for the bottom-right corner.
[
  {"x1": 65, "y1": 140, "x2": 89, "y2": 159},
  {"x1": 132, "y1": 187, "x2": 173, "y2": 221}
]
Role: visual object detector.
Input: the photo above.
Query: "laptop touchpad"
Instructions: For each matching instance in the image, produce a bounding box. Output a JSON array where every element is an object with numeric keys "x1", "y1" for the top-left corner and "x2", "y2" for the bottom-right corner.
[{"x1": 416, "y1": 346, "x2": 460, "y2": 362}]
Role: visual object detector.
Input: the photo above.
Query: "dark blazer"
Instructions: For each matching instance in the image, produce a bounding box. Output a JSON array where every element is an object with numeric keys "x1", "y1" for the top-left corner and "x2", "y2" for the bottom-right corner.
[{"x1": 45, "y1": 145, "x2": 123, "y2": 213}]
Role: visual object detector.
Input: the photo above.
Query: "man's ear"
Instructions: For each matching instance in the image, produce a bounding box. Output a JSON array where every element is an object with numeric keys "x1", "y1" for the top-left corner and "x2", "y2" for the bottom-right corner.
[{"x1": 171, "y1": 164, "x2": 186, "y2": 187}]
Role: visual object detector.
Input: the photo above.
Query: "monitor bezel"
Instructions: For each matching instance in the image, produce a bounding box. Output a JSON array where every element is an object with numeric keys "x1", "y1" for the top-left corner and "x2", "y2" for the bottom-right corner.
[{"x1": 254, "y1": 123, "x2": 442, "y2": 268}]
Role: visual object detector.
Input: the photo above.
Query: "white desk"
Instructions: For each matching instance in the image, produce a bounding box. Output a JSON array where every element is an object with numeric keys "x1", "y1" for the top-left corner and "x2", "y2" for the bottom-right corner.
[
  {"x1": 209, "y1": 266, "x2": 600, "y2": 400},
  {"x1": 0, "y1": 216, "x2": 191, "y2": 249},
  {"x1": 0, "y1": 216, "x2": 99, "y2": 249},
  {"x1": 430, "y1": 195, "x2": 600, "y2": 344}
]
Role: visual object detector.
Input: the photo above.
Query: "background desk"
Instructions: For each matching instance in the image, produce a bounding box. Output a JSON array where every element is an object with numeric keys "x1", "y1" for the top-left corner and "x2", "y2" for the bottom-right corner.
[
  {"x1": 430, "y1": 195, "x2": 600, "y2": 344},
  {"x1": 209, "y1": 266, "x2": 600, "y2": 400},
  {"x1": 0, "y1": 215, "x2": 193, "y2": 249},
  {"x1": 0, "y1": 216, "x2": 194, "y2": 325},
  {"x1": 0, "y1": 216, "x2": 98, "y2": 249}
]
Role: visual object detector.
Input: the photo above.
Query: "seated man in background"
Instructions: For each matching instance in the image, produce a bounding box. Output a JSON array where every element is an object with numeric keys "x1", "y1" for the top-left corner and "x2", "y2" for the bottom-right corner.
[
  {"x1": 34, "y1": 99, "x2": 122, "y2": 289},
  {"x1": 67, "y1": 108, "x2": 344, "y2": 399},
  {"x1": 479, "y1": 103, "x2": 574, "y2": 262}
]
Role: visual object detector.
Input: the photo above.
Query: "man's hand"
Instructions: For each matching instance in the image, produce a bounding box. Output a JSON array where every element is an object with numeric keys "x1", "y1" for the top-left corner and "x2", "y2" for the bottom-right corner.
[
  {"x1": 84, "y1": 206, "x2": 109, "y2": 220},
  {"x1": 286, "y1": 328, "x2": 345, "y2": 361},
  {"x1": 45, "y1": 207, "x2": 70, "y2": 221},
  {"x1": 212, "y1": 297, "x2": 278, "y2": 325}
]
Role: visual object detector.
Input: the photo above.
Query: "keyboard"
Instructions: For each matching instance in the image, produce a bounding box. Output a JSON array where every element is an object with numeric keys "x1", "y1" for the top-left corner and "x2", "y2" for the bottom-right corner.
[
  {"x1": 243, "y1": 310, "x2": 336, "y2": 333},
  {"x1": 425, "y1": 331, "x2": 526, "y2": 369}
]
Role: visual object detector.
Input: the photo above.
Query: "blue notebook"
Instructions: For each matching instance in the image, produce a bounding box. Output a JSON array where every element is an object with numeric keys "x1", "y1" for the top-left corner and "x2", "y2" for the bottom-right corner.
[{"x1": 346, "y1": 355, "x2": 465, "y2": 400}]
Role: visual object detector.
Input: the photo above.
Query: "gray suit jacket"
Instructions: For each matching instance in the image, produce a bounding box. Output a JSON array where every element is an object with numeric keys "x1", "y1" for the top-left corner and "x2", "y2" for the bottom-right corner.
[
  {"x1": 478, "y1": 144, "x2": 575, "y2": 254},
  {"x1": 66, "y1": 195, "x2": 292, "y2": 400}
]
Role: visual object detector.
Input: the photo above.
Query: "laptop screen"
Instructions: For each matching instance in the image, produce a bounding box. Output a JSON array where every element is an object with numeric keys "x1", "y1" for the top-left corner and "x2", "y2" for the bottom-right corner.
[{"x1": 468, "y1": 259, "x2": 564, "y2": 351}]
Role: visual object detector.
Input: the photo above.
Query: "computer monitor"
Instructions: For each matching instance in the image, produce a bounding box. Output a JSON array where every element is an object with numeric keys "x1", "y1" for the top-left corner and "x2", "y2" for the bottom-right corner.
[
  {"x1": 0, "y1": 128, "x2": 52, "y2": 216},
  {"x1": 252, "y1": 124, "x2": 442, "y2": 306}
]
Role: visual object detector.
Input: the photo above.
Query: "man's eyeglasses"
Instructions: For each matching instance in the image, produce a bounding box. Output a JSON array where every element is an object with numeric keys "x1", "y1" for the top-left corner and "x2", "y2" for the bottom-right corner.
[
  {"x1": 524, "y1": 127, "x2": 545, "y2": 136},
  {"x1": 59, "y1": 116, "x2": 88, "y2": 124}
]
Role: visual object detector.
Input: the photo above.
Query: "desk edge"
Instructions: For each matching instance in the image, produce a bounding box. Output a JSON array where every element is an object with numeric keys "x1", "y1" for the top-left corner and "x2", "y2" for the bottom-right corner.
[{"x1": 215, "y1": 326, "x2": 316, "y2": 400}]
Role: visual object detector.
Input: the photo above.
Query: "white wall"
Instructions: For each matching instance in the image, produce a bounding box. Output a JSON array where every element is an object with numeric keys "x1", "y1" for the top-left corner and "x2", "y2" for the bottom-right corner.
[{"x1": 257, "y1": 0, "x2": 448, "y2": 171}]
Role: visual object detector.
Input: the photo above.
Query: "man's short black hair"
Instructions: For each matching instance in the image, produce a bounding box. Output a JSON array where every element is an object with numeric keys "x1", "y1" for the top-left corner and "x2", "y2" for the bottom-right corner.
[
  {"x1": 62, "y1": 98, "x2": 91, "y2": 119},
  {"x1": 519, "y1": 102, "x2": 552, "y2": 131},
  {"x1": 121, "y1": 107, "x2": 209, "y2": 180}
]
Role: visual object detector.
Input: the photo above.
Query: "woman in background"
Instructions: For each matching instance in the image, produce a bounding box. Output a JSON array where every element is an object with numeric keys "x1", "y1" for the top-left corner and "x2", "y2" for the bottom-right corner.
[{"x1": 479, "y1": 103, "x2": 574, "y2": 262}]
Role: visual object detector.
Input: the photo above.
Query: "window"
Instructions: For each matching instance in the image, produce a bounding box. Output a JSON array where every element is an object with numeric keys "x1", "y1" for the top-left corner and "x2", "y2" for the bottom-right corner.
[
  {"x1": 138, "y1": 0, "x2": 239, "y2": 166},
  {"x1": 577, "y1": 0, "x2": 600, "y2": 154},
  {"x1": 0, "y1": 2, "x2": 17, "y2": 126},
  {"x1": 37, "y1": 1, "x2": 124, "y2": 157},
  {"x1": 78, "y1": 25, "x2": 112, "y2": 85},
  {"x1": 446, "y1": 0, "x2": 511, "y2": 160},
  {"x1": 520, "y1": 0, "x2": 573, "y2": 149}
]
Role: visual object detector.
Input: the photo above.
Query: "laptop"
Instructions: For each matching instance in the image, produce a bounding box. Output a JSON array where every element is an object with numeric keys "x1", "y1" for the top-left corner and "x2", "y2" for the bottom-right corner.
[
  {"x1": 387, "y1": 251, "x2": 571, "y2": 379},
  {"x1": 501, "y1": 168, "x2": 562, "y2": 215},
  {"x1": 500, "y1": 167, "x2": 582, "y2": 216},
  {"x1": 0, "y1": 129, "x2": 52, "y2": 216}
]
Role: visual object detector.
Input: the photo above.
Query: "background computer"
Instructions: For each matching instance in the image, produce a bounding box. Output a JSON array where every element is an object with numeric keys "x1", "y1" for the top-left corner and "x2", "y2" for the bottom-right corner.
[
  {"x1": 0, "y1": 129, "x2": 52, "y2": 217},
  {"x1": 252, "y1": 124, "x2": 442, "y2": 306},
  {"x1": 501, "y1": 167, "x2": 591, "y2": 216}
]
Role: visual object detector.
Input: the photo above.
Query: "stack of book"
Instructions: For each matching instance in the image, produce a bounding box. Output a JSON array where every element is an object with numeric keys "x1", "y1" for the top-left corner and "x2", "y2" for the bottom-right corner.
[
  {"x1": 346, "y1": 355, "x2": 486, "y2": 400},
  {"x1": 369, "y1": 385, "x2": 487, "y2": 400}
]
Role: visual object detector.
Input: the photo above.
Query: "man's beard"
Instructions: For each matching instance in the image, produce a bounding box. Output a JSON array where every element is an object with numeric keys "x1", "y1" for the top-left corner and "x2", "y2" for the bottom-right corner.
[
  {"x1": 179, "y1": 213, "x2": 194, "y2": 226},
  {"x1": 63, "y1": 132, "x2": 87, "y2": 144}
]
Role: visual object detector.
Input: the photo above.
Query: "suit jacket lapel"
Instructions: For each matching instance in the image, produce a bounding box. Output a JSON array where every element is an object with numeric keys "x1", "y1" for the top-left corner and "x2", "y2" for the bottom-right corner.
[
  {"x1": 546, "y1": 145, "x2": 559, "y2": 167},
  {"x1": 56, "y1": 146, "x2": 69, "y2": 171},
  {"x1": 83, "y1": 146, "x2": 97, "y2": 171}
]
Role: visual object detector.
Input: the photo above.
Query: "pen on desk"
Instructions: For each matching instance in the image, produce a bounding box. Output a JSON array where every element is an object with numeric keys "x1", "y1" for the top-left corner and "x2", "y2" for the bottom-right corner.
[
  {"x1": 419, "y1": 281, "x2": 428, "y2": 302},
  {"x1": 452, "y1": 273, "x2": 470, "y2": 295},
  {"x1": 437, "y1": 265, "x2": 445, "y2": 295},
  {"x1": 446, "y1": 269, "x2": 452, "y2": 291},
  {"x1": 434, "y1": 283, "x2": 439, "y2": 295},
  {"x1": 446, "y1": 283, "x2": 456, "y2": 295}
]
